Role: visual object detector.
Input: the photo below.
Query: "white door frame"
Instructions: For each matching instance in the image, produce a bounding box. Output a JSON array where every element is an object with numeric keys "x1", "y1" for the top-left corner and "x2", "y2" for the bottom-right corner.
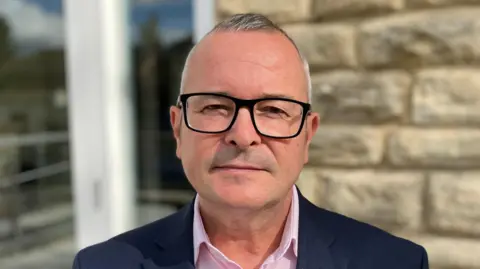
[
  {"x1": 193, "y1": 0, "x2": 216, "y2": 43},
  {"x1": 64, "y1": 0, "x2": 215, "y2": 250}
]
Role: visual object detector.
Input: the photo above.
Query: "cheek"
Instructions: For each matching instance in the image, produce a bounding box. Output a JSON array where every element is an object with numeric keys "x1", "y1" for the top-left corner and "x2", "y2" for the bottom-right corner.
[
  {"x1": 285, "y1": 144, "x2": 307, "y2": 181},
  {"x1": 271, "y1": 140, "x2": 305, "y2": 170},
  {"x1": 179, "y1": 132, "x2": 219, "y2": 173}
]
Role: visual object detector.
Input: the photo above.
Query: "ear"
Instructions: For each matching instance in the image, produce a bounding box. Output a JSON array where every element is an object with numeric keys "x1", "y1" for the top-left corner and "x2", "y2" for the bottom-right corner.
[
  {"x1": 304, "y1": 112, "x2": 320, "y2": 164},
  {"x1": 170, "y1": 105, "x2": 182, "y2": 159}
]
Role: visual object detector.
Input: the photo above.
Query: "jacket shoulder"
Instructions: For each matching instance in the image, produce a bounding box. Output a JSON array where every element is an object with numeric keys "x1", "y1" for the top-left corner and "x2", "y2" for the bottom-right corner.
[
  {"x1": 305, "y1": 201, "x2": 428, "y2": 268},
  {"x1": 73, "y1": 238, "x2": 144, "y2": 268},
  {"x1": 113, "y1": 207, "x2": 187, "y2": 246},
  {"x1": 73, "y1": 207, "x2": 189, "y2": 268}
]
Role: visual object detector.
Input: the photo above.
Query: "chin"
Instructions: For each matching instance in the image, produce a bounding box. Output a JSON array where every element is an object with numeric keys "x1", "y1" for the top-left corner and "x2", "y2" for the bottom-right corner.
[
  {"x1": 218, "y1": 195, "x2": 269, "y2": 209},
  {"x1": 208, "y1": 174, "x2": 275, "y2": 209}
]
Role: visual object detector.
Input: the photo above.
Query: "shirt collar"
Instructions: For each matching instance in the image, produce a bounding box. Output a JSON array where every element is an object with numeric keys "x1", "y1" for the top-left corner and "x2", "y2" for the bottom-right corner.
[{"x1": 192, "y1": 185, "x2": 300, "y2": 262}]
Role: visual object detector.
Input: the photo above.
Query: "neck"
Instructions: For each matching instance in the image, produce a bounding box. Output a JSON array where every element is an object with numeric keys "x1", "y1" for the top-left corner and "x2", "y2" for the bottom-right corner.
[{"x1": 197, "y1": 189, "x2": 294, "y2": 268}]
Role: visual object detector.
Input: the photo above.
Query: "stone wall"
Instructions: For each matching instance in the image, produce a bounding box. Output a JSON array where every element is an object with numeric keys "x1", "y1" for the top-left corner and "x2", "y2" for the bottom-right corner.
[{"x1": 218, "y1": 1, "x2": 480, "y2": 268}]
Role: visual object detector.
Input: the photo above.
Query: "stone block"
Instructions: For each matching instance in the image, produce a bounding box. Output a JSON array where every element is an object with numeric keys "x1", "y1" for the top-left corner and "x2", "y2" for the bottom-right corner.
[
  {"x1": 295, "y1": 169, "x2": 327, "y2": 206},
  {"x1": 309, "y1": 126, "x2": 385, "y2": 166},
  {"x1": 311, "y1": 71, "x2": 411, "y2": 123},
  {"x1": 428, "y1": 172, "x2": 480, "y2": 236},
  {"x1": 359, "y1": 8, "x2": 480, "y2": 67},
  {"x1": 313, "y1": 0, "x2": 404, "y2": 18},
  {"x1": 217, "y1": 0, "x2": 312, "y2": 23},
  {"x1": 284, "y1": 24, "x2": 357, "y2": 68},
  {"x1": 407, "y1": 0, "x2": 480, "y2": 8},
  {"x1": 412, "y1": 69, "x2": 480, "y2": 125},
  {"x1": 319, "y1": 169, "x2": 424, "y2": 228},
  {"x1": 388, "y1": 128, "x2": 480, "y2": 168}
]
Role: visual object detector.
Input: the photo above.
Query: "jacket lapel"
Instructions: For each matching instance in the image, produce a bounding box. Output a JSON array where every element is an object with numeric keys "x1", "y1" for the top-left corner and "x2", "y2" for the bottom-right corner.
[
  {"x1": 152, "y1": 199, "x2": 196, "y2": 269},
  {"x1": 296, "y1": 191, "x2": 336, "y2": 269},
  {"x1": 151, "y1": 191, "x2": 337, "y2": 269}
]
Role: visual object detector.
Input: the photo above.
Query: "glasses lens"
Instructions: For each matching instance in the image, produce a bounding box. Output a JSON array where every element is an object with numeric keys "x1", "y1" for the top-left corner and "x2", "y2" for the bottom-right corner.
[
  {"x1": 254, "y1": 99, "x2": 304, "y2": 137},
  {"x1": 185, "y1": 94, "x2": 236, "y2": 132}
]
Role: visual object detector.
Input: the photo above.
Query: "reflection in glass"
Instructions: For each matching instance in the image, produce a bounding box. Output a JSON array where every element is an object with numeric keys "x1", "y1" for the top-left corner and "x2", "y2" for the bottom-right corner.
[
  {"x1": 0, "y1": 0, "x2": 73, "y2": 267},
  {"x1": 132, "y1": 0, "x2": 196, "y2": 226}
]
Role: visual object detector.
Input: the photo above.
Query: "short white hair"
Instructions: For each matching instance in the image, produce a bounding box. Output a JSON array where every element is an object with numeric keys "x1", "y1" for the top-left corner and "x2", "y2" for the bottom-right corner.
[{"x1": 179, "y1": 13, "x2": 312, "y2": 103}]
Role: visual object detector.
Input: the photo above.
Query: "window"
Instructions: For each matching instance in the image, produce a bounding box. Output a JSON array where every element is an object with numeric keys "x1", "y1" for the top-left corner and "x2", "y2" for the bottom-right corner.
[{"x1": 0, "y1": 0, "x2": 73, "y2": 266}]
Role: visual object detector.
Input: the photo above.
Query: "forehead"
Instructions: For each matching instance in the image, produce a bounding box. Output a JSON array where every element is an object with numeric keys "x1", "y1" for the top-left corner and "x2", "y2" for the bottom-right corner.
[{"x1": 183, "y1": 31, "x2": 308, "y2": 102}]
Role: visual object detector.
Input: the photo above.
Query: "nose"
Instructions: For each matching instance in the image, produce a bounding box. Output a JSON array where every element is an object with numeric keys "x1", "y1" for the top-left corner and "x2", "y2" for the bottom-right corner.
[{"x1": 224, "y1": 107, "x2": 261, "y2": 150}]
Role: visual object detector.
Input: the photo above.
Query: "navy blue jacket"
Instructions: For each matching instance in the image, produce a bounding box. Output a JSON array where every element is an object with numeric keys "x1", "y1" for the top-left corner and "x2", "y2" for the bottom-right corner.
[{"x1": 73, "y1": 192, "x2": 429, "y2": 269}]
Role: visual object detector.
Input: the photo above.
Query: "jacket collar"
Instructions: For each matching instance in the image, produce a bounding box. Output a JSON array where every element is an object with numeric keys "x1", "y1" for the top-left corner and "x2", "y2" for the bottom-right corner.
[
  {"x1": 152, "y1": 201, "x2": 195, "y2": 268},
  {"x1": 153, "y1": 187, "x2": 336, "y2": 269},
  {"x1": 296, "y1": 190, "x2": 336, "y2": 269}
]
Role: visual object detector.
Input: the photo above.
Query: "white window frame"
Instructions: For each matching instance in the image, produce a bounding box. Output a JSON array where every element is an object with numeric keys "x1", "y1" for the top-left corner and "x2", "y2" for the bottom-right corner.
[{"x1": 64, "y1": 0, "x2": 215, "y2": 250}]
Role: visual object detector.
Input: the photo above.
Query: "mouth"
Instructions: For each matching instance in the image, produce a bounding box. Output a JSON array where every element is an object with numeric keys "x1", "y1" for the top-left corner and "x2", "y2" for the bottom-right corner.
[{"x1": 212, "y1": 165, "x2": 267, "y2": 172}]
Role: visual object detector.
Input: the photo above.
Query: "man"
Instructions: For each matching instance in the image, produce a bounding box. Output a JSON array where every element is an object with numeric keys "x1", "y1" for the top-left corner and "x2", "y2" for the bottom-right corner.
[{"x1": 73, "y1": 13, "x2": 429, "y2": 269}]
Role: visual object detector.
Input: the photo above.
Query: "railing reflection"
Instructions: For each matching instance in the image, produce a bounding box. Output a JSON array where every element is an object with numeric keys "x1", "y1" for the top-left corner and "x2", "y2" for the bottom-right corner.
[{"x1": 0, "y1": 131, "x2": 71, "y2": 257}]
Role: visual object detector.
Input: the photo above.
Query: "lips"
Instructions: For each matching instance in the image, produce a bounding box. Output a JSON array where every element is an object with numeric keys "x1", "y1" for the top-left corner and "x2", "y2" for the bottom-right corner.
[{"x1": 213, "y1": 164, "x2": 266, "y2": 171}]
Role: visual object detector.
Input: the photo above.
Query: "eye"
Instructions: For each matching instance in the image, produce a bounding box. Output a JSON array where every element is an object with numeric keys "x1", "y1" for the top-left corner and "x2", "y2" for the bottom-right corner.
[
  {"x1": 261, "y1": 106, "x2": 289, "y2": 116},
  {"x1": 202, "y1": 104, "x2": 230, "y2": 111}
]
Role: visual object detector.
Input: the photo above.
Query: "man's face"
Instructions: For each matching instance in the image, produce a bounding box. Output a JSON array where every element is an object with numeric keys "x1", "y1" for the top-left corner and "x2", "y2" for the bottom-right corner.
[{"x1": 170, "y1": 31, "x2": 319, "y2": 209}]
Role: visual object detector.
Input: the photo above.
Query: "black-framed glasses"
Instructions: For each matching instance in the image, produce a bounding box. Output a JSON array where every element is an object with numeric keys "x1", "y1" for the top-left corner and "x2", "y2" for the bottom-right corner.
[{"x1": 177, "y1": 93, "x2": 311, "y2": 139}]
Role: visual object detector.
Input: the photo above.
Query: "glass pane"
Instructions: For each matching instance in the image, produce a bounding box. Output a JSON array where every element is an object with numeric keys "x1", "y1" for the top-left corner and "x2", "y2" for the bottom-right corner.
[
  {"x1": 131, "y1": 0, "x2": 196, "y2": 227},
  {"x1": 0, "y1": 0, "x2": 74, "y2": 268}
]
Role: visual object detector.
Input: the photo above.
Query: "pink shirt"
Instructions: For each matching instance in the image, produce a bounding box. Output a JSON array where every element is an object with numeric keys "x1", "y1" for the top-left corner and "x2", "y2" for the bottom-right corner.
[{"x1": 193, "y1": 187, "x2": 299, "y2": 269}]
